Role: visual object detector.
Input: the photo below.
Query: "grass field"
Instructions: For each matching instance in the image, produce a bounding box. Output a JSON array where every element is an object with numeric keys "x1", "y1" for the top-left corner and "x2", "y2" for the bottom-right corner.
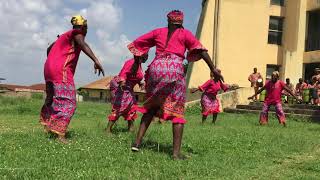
[{"x1": 0, "y1": 96, "x2": 320, "y2": 179}]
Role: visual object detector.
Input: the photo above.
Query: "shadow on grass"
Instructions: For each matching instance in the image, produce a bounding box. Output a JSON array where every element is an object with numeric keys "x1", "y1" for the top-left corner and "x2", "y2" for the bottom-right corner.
[
  {"x1": 112, "y1": 127, "x2": 131, "y2": 135},
  {"x1": 139, "y1": 140, "x2": 197, "y2": 157}
]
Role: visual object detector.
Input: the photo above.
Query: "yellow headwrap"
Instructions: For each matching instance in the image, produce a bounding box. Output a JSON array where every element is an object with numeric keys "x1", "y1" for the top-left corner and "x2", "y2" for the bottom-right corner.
[{"x1": 71, "y1": 15, "x2": 87, "y2": 26}]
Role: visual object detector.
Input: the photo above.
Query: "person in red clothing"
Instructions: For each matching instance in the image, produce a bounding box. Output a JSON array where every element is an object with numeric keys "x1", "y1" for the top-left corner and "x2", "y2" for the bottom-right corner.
[
  {"x1": 40, "y1": 15, "x2": 105, "y2": 143},
  {"x1": 295, "y1": 78, "x2": 308, "y2": 101},
  {"x1": 191, "y1": 70, "x2": 229, "y2": 124},
  {"x1": 106, "y1": 54, "x2": 148, "y2": 134},
  {"x1": 248, "y1": 71, "x2": 300, "y2": 126}
]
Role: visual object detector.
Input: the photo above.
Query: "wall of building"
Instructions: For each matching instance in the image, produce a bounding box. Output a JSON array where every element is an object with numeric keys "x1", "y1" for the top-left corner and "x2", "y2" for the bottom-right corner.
[
  {"x1": 186, "y1": 87, "x2": 254, "y2": 111},
  {"x1": 304, "y1": 50, "x2": 320, "y2": 63},
  {"x1": 187, "y1": 0, "x2": 316, "y2": 88},
  {"x1": 187, "y1": 0, "x2": 286, "y2": 88},
  {"x1": 280, "y1": 0, "x2": 306, "y2": 84},
  {"x1": 307, "y1": 0, "x2": 320, "y2": 10},
  {"x1": 187, "y1": 0, "x2": 216, "y2": 88}
]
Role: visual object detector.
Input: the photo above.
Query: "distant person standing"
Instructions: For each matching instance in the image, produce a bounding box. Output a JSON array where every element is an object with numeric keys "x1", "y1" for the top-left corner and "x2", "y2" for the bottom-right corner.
[
  {"x1": 248, "y1": 67, "x2": 262, "y2": 101},
  {"x1": 40, "y1": 15, "x2": 105, "y2": 143}
]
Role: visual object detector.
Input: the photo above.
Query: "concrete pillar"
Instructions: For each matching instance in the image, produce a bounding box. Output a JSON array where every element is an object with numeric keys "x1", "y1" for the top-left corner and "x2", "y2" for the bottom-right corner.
[
  {"x1": 281, "y1": 0, "x2": 306, "y2": 84},
  {"x1": 186, "y1": 0, "x2": 216, "y2": 89}
]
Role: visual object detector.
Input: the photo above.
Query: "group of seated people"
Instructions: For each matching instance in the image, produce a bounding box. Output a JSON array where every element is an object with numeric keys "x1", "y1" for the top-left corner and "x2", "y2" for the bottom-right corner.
[{"x1": 282, "y1": 69, "x2": 320, "y2": 105}]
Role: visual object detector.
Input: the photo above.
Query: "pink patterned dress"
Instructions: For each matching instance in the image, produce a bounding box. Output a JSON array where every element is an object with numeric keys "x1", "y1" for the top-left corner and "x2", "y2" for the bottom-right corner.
[
  {"x1": 108, "y1": 59, "x2": 143, "y2": 121},
  {"x1": 128, "y1": 27, "x2": 206, "y2": 124},
  {"x1": 40, "y1": 29, "x2": 83, "y2": 136},
  {"x1": 198, "y1": 80, "x2": 229, "y2": 116},
  {"x1": 260, "y1": 80, "x2": 286, "y2": 125}
]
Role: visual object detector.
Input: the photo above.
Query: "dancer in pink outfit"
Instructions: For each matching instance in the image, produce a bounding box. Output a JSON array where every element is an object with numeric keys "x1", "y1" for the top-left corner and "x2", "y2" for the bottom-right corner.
[
  {"x1": 191, "y1": 70, "x2": 229, "y2": 124},
  {"x1": 106, "y1": 54, "x2": 148, "y2": 133},
  {"x1": 128, "y1": 10, "x2": 222, "y2": 160},
  {"x1": 249, "y1": 71, "x2": 300, "y2": 127},
  {"x1": 40, "y1": 15, "x2": 104, "y2": 143}
]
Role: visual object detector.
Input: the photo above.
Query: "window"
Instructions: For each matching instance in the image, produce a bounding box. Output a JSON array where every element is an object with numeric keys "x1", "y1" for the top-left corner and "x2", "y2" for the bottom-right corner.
[
  {"x1": 100, "y1": 92, "x2": 103, "y2": 100},
  {"x1": 268, "y1": 16, "x2": 284, "y2": 45},
  {"x1": 266, "y1": 65, "x2": 280, "y2": 80},
  {"x1": 270, "y1": 0, "x2": 284, "y2": 6}
]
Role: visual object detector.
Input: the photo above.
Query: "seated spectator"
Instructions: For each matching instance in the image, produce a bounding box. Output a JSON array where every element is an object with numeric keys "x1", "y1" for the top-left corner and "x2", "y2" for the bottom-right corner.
[
  {"x1": 295, "y1": 78, "x2": 307, "y2": 100},
  {"x1": 282, "y1": 78, "x2": 294, "y2": 103}
]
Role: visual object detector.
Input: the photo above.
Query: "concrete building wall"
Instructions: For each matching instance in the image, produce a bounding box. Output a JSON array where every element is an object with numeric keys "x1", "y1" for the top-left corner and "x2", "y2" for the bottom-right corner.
[
  {"x1": 307, "y1": 0, "x2": 320, "y2": 10},
  {"x1": 187, "y1": 0, "x2": 320, "y2": 89},
  {"x1": 187, "y1": 0, "x2": 216, "y2": 87},
  {"x1": 281, "y1": 0, "x2": 306, "y2": 83}
]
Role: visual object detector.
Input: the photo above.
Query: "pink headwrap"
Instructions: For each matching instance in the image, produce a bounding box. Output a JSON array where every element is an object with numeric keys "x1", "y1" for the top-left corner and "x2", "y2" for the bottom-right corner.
[{"x1": 167, "y1": 10, "x2": 184, "y2": 25}]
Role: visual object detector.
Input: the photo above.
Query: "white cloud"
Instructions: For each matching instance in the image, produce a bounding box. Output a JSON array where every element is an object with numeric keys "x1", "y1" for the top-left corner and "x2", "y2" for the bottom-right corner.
[{"x1": 0, "y1": 0, "x2": 131, "y2": 86}]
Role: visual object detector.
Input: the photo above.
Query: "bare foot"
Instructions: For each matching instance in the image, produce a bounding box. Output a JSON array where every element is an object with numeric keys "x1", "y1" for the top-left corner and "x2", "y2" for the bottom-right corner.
[
  {"x1": 172, "y1": 154, "x2": 190, "y2": 161},
  {"x1": 43, "y1": 126, "x2": 49, "y2": 133},
  {"x1": 57, "y1": 135, "x2": 69, "y2": 144},
  {"x1": 128, "y1": 126, "x2": 135, "y2": 132},
  {"x1": 105, "y1": 128, "x2": 113, "y2": 135},
  {"x1": 281, "y1": 122, "x2": 286, "y2": 127}
]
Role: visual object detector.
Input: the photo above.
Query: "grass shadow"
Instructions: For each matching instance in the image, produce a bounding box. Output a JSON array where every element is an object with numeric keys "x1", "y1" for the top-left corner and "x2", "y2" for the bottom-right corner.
[
  {"x1": 112, "y1": 127, "x2": 131, "y2": 135},
  {"x1": 139, "y1": 139, "x2": 197, "y2": 157}
]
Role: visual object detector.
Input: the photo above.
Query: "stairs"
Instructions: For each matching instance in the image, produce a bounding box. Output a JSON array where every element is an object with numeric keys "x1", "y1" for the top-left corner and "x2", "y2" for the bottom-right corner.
[{"x1": 224, "y1": 102, "x2": 320, "y2": 122}]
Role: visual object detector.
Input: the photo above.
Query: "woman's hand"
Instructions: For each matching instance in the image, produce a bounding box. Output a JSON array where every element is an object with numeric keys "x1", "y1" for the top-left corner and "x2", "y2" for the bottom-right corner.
[{"x1": 94, "y1": 61, "x2": 105, "y2": 76}]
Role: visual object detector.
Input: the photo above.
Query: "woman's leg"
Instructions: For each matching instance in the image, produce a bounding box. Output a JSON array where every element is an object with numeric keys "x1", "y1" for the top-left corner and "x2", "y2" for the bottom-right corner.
[
  {"x1": 132, "y1": 108, "x2": 158, "y2": 149},
  {"x1": 212, "y1": 113, "x2": 218, "y2": 124},
  {"x1": 254, "y1": 86, "x2": 259, "y2": 101},
  {"x1": 172, "y1": 123, "x2": 184, "y2": 159},
  {"x1": 48, "y1": 82, "x2": 76, "y2": 143},
  {"x1": 202, "y1": 115, "x2": 207, "y2": 123},
  {"x1": 275, "y1": 103, "x2": 286, "y2": 126},
  {"x1": 127, "y1": 120, "x2": 135, "y2": 132},
  {"x1": 106, "y1": 120, "x2": 117, "y2": 133},
  {"x1": 259, "y1": 103, "x2": 270, "y2": 125},
  {"x1": 40, "y1": 82, "x2": 54, "y2": 132}
]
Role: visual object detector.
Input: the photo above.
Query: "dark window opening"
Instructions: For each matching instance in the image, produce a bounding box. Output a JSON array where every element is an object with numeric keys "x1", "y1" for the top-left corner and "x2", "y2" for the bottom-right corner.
[
  {"x1": 270, "y1": 0, "x2": 284, "y2": 6},
  {"x1": 100, "y1": 92, "x2": 103, "y2": 100},
  {"x1": 266, "y1": 64, "x2": 280, "y2": 80},
  {"x1": 268, "y1": 16, "x2": 284, "y2": 45},
  {"x1": 305, "y1": 10, "x2": 320, "y2": 51}
]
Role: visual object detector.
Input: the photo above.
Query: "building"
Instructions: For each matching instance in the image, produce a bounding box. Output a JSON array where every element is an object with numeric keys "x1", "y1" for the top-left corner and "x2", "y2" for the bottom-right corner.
[
  {"x1": 187, "y1": 0, "x2": 320, "y2": 88},
  {"x1": 78, "y1": 76, "x2": 146, "y2": 103},
  {"x1": 0, "y1": 83, "x2": 45, "y2": 98}
]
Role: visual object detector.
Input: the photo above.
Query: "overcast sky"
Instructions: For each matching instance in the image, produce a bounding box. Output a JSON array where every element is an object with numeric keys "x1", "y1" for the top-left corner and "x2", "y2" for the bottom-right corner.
[{"x1": 0, "y1": 0, "x2": 201, "y2": 86}]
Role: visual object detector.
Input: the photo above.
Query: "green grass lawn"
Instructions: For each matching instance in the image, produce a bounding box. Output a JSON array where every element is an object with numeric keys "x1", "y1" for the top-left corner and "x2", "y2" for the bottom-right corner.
[{"x1": 0, "y1": 96, "x2": 320, "y2": 179}]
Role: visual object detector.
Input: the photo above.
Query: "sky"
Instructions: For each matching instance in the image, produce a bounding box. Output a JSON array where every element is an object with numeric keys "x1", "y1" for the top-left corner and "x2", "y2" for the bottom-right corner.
[{"x1": 0, "y1": 0, "x2": 202, "y2": 86}]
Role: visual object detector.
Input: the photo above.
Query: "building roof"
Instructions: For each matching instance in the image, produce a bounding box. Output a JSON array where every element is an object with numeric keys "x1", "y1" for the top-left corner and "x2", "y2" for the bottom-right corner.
[
  {"x1": 29, "y1": 83, "x2": 46, "y2": 91},
  {"x1": 0, "y1": 84, "x2": 30, "y2": 91},
  {"x1": 79, "y1": 76, "x2": 145, "y2": 93},
  {"x1": 0, "y1": 83, "x2": 46, "y2": 92}
]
